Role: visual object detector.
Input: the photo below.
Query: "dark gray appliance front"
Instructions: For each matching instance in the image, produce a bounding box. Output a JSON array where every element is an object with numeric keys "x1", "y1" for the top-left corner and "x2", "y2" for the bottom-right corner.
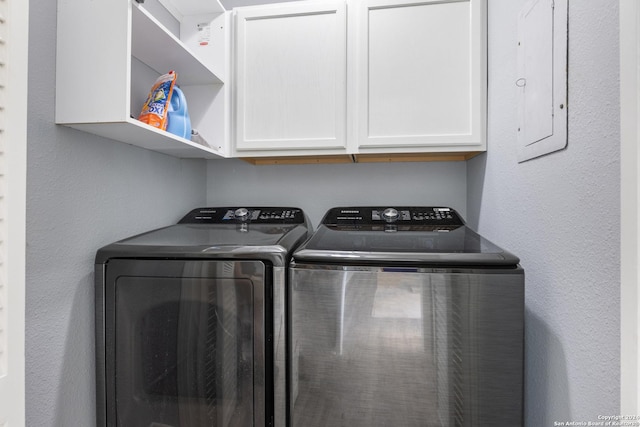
[
  {"x1": 95, "y1": 207, "x2": 310, "y2": 427},
  {"x1": 288, "y1": 207, "x2": 524, "y2": 427}
]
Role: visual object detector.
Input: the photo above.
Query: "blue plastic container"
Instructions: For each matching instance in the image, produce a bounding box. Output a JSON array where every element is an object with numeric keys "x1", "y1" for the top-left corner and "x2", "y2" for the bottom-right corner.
[{"x1": 166, "y1": 86, "x2": 192, "y2": 140}]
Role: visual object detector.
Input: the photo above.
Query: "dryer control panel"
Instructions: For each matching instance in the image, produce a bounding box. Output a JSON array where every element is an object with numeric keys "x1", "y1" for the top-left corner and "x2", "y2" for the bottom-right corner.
[
  {"x1": 179, "y1": 207, "x2": 306, "y2": 224},
  {"x1": 323, "y1": 207, "x2": 465, "y2": 227}
]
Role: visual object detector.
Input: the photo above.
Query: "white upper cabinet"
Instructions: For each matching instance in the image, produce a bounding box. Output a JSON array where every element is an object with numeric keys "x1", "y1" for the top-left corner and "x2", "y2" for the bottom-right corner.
[
  {"x1": 231, "y1": 0, "x2": 486, "y2": 159},
  {"x1": 55, "y1": 0, "x2": 229, "y2": 158},
  {"x1": 356, "y1": 0, "x2": 487, "y2": 154},
  {"x1": 232, "y1": 1, "x2": 348, "y2": 157},
  {"x1": 56, "y1": 0, "x2": 486, "y2": 162}
]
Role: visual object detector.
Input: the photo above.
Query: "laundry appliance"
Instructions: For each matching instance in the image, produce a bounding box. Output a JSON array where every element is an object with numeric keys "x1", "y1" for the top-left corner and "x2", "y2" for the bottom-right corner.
[
  {"x1": 288, "y1": 206, "x2": 524, "y2": 427},
  {"x1": 95, "y1": 207, "x2": 311, "y2": 427}
]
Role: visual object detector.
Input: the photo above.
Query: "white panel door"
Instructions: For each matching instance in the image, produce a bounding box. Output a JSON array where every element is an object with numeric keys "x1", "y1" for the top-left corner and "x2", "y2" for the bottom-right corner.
[
  {"x1": 0, "y1": 0, "x2": 27, "y2": 424},
  {"x1": 517, "y1": 0, "x2": 554, "y2": 146},
  {"x1": 234, "y1": 1, "x2": 347, "y2": 154},
  {"x1": 357, "y1": 0, "x2": 486, "y2": 151},
  {"x1": 516, "y1": 0, "x2": 568, "y2": 162}
]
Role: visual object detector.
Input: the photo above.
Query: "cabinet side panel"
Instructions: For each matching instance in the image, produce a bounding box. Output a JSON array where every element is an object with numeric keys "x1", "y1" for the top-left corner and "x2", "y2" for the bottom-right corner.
[
  {"x1": 181, "y1": 13, "x2": 227, "y2": 80},
  {"x1": 56, "y1": 0, "x2": 131, "y2": 124},
  {"x1": 181, "y1": 83, "x2": 226, "y2": 152}
]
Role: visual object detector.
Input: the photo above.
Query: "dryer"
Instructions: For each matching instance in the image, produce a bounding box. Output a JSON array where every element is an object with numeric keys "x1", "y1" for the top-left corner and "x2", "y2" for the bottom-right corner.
[
  {"x1": 95, "y1": 207, "x2": 311, "y2": 427},
  {"x1": 289, "y1": 206, "x2": 524, "y2": 427}
]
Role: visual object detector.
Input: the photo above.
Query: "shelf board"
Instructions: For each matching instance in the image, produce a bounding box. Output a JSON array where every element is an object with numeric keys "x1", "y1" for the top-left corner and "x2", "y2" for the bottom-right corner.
[
  {"x1": 131, "y1": 3, "x2": 223, "y2": 85},
  {"x1": 159, "y1": 0, "x2": 225, "y2": 17},
  {"x1": 66, "y1": 118, "x2": 225, "y2": 159}
]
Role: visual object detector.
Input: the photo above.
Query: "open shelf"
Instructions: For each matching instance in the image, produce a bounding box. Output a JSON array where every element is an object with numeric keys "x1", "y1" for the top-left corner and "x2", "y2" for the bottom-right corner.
[
  {"x1": 67, "y1": 118, "x2": 225, "y2": 159},
  {"x1": 56, "y1": 0, "x2": 228, "y2": 160},
  {"x1": 131, "y1": 3, "x2": 223, "y2": 85},
  {"x1": 158, "y1": 0, "x2": 225, "y2": 17}
]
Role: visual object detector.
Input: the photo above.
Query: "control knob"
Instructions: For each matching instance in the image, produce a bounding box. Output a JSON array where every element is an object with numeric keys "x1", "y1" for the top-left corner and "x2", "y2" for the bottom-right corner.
[
  {"x1": 234, "y1": 208, "x2": 250, "y2": 222},
  {"x1": 382, "y1": 208, "x2": 399, "y2": 223}
]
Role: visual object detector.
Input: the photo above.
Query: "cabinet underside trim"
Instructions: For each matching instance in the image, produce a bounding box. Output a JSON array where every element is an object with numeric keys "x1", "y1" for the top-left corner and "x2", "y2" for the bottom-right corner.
[{"x1": 241, "y1": 151, "x2": 483, "y2": 165}]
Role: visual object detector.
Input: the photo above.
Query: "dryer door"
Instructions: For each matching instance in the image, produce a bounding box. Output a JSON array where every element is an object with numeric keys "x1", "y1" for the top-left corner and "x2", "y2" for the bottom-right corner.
[{"x1": 100, "y1": 259, "x2": 269, "y2": 427}]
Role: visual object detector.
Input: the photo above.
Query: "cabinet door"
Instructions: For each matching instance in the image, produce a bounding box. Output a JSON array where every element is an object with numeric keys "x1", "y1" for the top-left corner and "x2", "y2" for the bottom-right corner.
[
  {"x1": 356, "y1": 0, "x2": 486, "y2": 152},
  {"x1": 234, "y1": 2, "x2": 347, "y2": 155}
]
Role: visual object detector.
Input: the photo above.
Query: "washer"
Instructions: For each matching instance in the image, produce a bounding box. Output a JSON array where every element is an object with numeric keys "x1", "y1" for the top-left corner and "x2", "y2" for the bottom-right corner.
[
  {"x1": 95, "y1": 207, "x2": 311, "y2": 427},
  {"x1": 289, "y1": 206, "x2": 524, "y2": 427}
]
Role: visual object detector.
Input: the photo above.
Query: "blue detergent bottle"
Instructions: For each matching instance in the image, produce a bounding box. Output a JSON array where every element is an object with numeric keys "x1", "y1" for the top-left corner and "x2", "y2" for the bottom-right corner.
[{"x1": 166, "y1": 86, "x2": 192, "y2": 140}]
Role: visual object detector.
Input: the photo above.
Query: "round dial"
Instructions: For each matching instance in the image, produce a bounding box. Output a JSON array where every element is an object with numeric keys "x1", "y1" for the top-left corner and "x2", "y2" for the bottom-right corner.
[
  {"x1": 382, "y1": 208, "x2": 399, "y2": 223},
  {"x1": 234, "y1": 208, "x2": 250, "y2": 222}
]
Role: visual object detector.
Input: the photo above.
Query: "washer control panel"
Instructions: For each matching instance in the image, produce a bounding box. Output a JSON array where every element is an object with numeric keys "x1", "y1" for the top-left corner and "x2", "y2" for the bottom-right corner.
[
  {"x1": 324, "y1": 207, "x2": 464, "y2": 227},
  {"x1": 179, "y1": 207, "x2": 305, "y2": 224}
]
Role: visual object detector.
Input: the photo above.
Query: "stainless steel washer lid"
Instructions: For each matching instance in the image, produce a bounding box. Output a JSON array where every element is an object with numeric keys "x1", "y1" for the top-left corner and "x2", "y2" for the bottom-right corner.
[
  {"x1": 292, "y1": 206, "x2": 520, "y2": 267},
  {"x1": 95, "y1": 207, "x2": 311, "y2": 266}
]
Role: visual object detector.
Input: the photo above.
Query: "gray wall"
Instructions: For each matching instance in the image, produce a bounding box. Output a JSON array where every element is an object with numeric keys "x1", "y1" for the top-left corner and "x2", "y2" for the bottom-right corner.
[
  {"x1": 206, "y1": 159, "x2": 467, "y2": 227},
  {"x1": 26, "y1": 3, "x2": 207, "y2": 426},
  {"x1": 468, "y1": 0, "x2": 620, "y2": 424}
]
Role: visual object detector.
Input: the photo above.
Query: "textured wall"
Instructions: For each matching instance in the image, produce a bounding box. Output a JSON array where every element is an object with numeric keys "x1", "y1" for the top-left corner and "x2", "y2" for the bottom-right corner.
[
  {"x1": 206, "y1": 159, "x2": 467, "y2": 227},
  {"x1": 26, "y1": 3, "x2": 207, "y2": 426},
  {"x1": 468, "y1": 0, "x2": 620, "y2": 424}
]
